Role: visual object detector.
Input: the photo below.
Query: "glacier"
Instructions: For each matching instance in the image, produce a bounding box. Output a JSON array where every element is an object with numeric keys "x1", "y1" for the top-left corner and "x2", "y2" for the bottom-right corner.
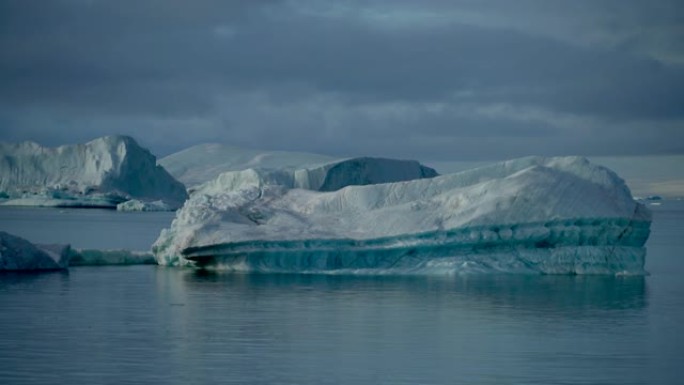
[
  {"x1": 0, "y1": 135, "x2": 188, "y2": 209},
  {"x1": 153, "y1": 156, "x2": 651, "y2": 275}
]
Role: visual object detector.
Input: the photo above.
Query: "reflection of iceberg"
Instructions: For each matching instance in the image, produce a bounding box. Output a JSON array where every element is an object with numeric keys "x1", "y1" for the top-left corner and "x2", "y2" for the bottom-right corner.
[
  {"x1": 176, "y1": 272, "x2": 647, "y2": 316},
  {"x1": 154, "y1": 157, "x2": 651, "y2": 275}
]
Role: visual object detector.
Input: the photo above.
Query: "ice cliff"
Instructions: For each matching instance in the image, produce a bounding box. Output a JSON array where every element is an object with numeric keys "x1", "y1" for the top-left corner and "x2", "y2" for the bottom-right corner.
[
  {"x1": 153, "y1": 156, "x2": 651, "y2": 275},
  {"x1": 0, "y1": 136, "x2": 188, "y2": 209}
]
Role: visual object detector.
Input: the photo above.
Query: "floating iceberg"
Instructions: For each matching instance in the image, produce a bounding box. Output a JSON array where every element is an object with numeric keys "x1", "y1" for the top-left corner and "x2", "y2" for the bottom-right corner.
[
  {"x1": 195, "y1": 157, "x2": 437, "y2": 195},
  {"x1": 116, "y1": 199, "x2": 173, "y2": 212},
  {"x1": 0, "y1": 135, "x2": 188, "y2": 209},
  {"x1": 160, "y1": 143, "x2": 438, "y2": 190},
  {"x1": 153, "y1": 156, "x2": 651, "y2": 275},
  {"x1": 160, "y1": 143, "x2": 335, "y2": 187},
  {"x1": 0, "y1": 232, "x2": 70, "y2": 271}
]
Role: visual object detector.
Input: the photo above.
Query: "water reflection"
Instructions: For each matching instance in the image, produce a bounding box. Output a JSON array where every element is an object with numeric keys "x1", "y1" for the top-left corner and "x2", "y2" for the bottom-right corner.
[
  {"x1": 175, "y1": 270, "x2": 647, "y2": 318},
  {"x1": 0, "y1": 266, "x2": 655, "y2": 385}
]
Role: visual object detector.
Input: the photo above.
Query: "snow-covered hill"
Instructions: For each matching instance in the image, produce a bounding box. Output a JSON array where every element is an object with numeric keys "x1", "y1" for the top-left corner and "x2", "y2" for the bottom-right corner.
[
  {"x1": 153, "y1": 156, "x2": 651, "y2": 275},
  {"x1": 0, "y1": 136, "x2": 188, "y2": 208}
]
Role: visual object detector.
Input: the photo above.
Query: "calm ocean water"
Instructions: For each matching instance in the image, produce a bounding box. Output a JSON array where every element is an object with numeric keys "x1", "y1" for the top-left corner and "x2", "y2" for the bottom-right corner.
[{"x1": 0, "y1": 202, "x2": 683, "y2": 384}]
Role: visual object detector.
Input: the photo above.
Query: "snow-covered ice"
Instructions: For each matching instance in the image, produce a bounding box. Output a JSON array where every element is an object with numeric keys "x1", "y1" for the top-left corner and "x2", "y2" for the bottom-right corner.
[
  {"x1": 153, "y1": 156, "x2": 651, "y2": 275},
  {"x1": 193, "y1": 157, "x2": 438, "y2": 195},
  {"x1": 0, "y1": 232, "x2": 70, "y2": 271},
  {"x1": 0, "y1": 135, "x2": 188, "y2": 209},
  {"x1": 160, "y1": 143, "x2": 335, "y2": 187},
  {"x1": 116, "y1": 199, "x2": 173, "y2": 212},
  {"x1": 160, "y1": 143, "x2": 438, "y2": 189}
]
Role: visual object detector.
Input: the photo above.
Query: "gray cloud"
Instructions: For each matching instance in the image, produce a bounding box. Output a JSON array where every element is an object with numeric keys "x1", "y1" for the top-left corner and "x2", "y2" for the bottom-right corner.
[{"x1": 0, "y1": 0, "x2": 682, "y2": 160}]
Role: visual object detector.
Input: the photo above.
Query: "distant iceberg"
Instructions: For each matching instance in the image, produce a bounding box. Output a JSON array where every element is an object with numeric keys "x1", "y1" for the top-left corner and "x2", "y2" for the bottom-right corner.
[
  {"x1": 160, "y1": 143, "x2": 335, "y2": 187},
  {"x1": 160, "y1": 143, "x2": 438, "y2": 189},
  {"x1": 194, "y1": 157, "x2": 437, "y2": 194},
  {"x1": 0, "y1": 135, "x2": 187, "y2": 209},
  {"x1": 153, "y1": 156, "x2": 651, "y2": 275},
  {"x1": 116, "y1": 199, "x2": 173, "y2": 212},
  {"x1": 0, "y1": 231, "x2": 157, "y2": 270}
]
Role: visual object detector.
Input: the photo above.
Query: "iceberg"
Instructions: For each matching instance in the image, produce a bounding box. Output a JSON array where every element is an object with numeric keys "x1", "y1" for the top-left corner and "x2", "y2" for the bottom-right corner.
[
  {"x1": 153, "y1": 156, "x2": 651, "y2": 275},
  {"x1": 0, "y1": 232, "x2": 70, "y2": 271},
  {"x1": 0, "y1": 135, "x2": 188, "y2": 209},
  {"x1": 0, "y1": 232, "x2": 154, "y2": 269},
  {"x1": 116, "y1": 199, "x2": 173, "y2": 212},
  {"x1": 195, "y1": 157, "x2": 438, "y2": 194},
  {"x1": 159, "y1": 143, "x2": 336, "y2": 187},
  {"x1": 160, "y1": 143, "x2": 438, "y2": 189}
]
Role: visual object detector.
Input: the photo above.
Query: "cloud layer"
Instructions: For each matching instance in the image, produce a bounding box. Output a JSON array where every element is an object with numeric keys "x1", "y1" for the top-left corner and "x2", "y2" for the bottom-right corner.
[{"x1": 1, "y1": 0, "x2": 683, "y2": 160}]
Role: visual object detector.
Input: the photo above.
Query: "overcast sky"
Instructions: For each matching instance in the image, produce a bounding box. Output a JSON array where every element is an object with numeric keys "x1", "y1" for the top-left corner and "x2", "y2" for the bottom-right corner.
[{"x1": 1, "y1": 0, "x2": 683, "y2": 160}]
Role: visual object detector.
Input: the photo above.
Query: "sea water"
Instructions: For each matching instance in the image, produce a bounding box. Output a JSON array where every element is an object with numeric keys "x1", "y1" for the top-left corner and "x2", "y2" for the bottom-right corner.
[
  {"x1": 0, "y1": 207, "x2": 175, "y2": 250},
  {"x1": 0, "y1": 202, "x2": 682, "y2": 384}
]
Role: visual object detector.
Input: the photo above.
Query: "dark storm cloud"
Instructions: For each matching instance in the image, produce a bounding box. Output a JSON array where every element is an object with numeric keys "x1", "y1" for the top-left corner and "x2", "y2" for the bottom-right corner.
[{"x1": 0, "y1": 0, "x2": 682, "y2": 159}]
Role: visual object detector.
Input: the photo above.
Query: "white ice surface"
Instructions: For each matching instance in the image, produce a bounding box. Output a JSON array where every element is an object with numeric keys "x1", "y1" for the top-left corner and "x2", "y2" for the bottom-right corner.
[
  {"x1": 159, "y1": 143, "x2": 336, "y2": 187},
  {"x1": 154, "y1": 156, "x2": 651, "y2": 275},
  {"x1": 0, "y1": 136, "x2": 188, "y2": 208},
  {"x1": 193, "y1": 157, "x2": 438, "y2": 195},
  {"x1": 116, "y1": 199, "x2": 173, "y2": 212},
  {"x1": 430, "y1": 155, "x2": 684, "y2": 199}
]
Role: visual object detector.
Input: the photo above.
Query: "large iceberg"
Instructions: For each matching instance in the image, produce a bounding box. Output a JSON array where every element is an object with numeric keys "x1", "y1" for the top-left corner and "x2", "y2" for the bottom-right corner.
[
  {"x1": 0, "y1": 135, "x2": 188, "y2": 209},
  {"x1": 153, "y1": 156, "x2": 651, "y2": 275}
]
